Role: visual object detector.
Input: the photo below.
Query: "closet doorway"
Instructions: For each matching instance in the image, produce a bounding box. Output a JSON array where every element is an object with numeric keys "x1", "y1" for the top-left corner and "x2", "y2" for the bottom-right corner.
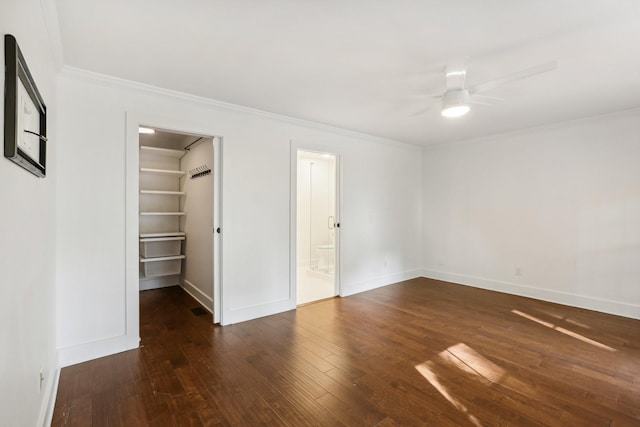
[
  {"x1": 137, "y1": 127, "x2": 221, "y2": 322},
  {"x1": 295, "y1": 150, "x2": 339, "y2": 305}
]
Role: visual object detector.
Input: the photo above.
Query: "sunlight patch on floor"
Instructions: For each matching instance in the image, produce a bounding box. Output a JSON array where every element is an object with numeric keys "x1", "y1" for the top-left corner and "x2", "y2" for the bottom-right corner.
[
  {"x1": 415, "y1": 360, "x2": 484, "y2": 427},
  {"x1": 512, "y1": 310, "x2": 616, "y2": 352},
  {"x1": 532, "y1": 308, "x2": 592, "y2": 329},
  {"x1": 446, "y1": 343, "x2": 506, "y2": 384},
  {"x1": 416, "y1": 343, "x2": 547, "y2": 426},
  {"x1": 564, "y1": 318, "x2": 591, "y2": 329}
]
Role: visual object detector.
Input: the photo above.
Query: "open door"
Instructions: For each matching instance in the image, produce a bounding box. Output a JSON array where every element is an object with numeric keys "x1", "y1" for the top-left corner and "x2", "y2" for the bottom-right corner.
[{"x1": 295, "y1": 150, "x2": 339, "y2": 305}]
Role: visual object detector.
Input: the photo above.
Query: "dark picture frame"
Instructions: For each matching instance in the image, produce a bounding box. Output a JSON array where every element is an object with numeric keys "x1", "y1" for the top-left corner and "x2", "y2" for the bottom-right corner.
[{"x1": 4, "y1": 34, "x2": 47, "y2": 177}]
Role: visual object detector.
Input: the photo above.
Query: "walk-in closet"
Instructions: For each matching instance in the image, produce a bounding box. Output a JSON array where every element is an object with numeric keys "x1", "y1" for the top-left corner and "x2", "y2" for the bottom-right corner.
[{"x1": 138, "y1": 127, "x2": 216, "y2": 314}]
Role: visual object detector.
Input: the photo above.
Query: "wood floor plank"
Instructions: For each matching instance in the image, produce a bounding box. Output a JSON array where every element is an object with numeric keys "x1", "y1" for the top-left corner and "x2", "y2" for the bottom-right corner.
[{"x1": 53, "y1": 278, "x2": 640, "y2": 426}]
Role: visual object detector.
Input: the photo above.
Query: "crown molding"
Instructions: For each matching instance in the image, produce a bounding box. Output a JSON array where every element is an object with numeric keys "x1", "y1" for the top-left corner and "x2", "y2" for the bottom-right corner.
[
  {"x1": 424, "y1": 106, "x2": 640, "y2": 150},
  {"x1": 40, "y1": 0, "x2": 64, "y2": 70},
  {"x1": 59, "y1": 66, "x2": 421, "y2": 151}
]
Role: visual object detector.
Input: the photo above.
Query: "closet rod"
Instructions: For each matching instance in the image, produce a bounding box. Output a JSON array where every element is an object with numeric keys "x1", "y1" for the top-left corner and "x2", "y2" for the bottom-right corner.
[{"x1": 184, "y1": 137, "x2": 205, "y2": 151}]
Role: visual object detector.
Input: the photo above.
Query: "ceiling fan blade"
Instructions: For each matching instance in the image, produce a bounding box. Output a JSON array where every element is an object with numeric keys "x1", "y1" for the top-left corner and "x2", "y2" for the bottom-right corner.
[
  {"x1": 445, "y1": 58, "x2": 468, "y2": 90},
  {"x1": 409, "y1": 106, "x2": 434, "y2": 116},
  {"x1": 408, "y1": 93, "x2": 441, "y2": 99},
  {"x1": 469, "y1": 93, "x2": 504, "y2": 106},
  {"x1": 469, "y1": 61, "x2": 557, "y2": 94}
]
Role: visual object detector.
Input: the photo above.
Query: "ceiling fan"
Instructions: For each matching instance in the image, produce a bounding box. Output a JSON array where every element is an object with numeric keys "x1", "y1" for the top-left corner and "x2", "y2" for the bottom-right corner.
[{"x1": 415, "y1": 59, "x2": 558, "y2": 118}]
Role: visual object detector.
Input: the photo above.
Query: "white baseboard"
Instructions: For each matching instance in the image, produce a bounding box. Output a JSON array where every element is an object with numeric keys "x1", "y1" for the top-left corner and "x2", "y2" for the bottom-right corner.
[
  {"x1": 57, "y1": 334, "x2": 140, "y2": 367},
  {"x1": 341, "y1": 269, "x2": 422, "y2": 297},
  {"x1": 39, "y1": 366, "x2": 60, "y2": 427},
  {"x1": 421, "y1": 269, "x2": 640, "y2": 320},
  {"x1": 222, "y1": 269, "x2": 421, "y2": 325},
  {"x1": 139, "y1": 276, "x2": 180, "y2": 290},
  {"x1": 181, "y1": 279, "x2": 213, "y2": 313},
  {"x1": 223, "y1": 298, "x2": 295, "y2": 325}
]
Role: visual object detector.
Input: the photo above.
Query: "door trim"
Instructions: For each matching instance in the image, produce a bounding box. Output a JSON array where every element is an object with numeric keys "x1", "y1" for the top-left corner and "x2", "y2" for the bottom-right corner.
[{"x1": 212, "y1": 137, "x2": 222, "y2": 323}]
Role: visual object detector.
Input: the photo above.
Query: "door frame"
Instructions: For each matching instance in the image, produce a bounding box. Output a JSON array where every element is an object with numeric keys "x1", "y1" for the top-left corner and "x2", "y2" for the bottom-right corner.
[
  {"x1": 289, "y1": 140, "x2": 342, "y2": 305},
  {"x1": 126, "y1": 113, "x2": 224, "y2": 344}
]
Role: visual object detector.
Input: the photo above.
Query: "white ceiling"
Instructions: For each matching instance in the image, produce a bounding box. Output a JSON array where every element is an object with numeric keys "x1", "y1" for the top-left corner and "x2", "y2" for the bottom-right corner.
[{"x1": 55, "y1": 0, "x2": 640, "y2": 146}]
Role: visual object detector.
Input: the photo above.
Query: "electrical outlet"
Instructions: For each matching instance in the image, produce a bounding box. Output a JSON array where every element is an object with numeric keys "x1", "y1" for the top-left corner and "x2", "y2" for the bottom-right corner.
[{"x1": 515, "y1": 267, "x2": 523, "y2": 276}]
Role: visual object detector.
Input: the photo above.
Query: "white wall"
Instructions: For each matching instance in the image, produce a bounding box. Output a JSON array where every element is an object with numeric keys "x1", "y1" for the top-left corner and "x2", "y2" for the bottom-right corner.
[
  {"x1": 422, "y1": 109, "x2": 640, "y2": 319},
  {"x1": 0, "y1": 0, "x2": 60, "y2": 425},
  {"x1": 56, "y1": 69, "x2": 423, "y2": 365}
]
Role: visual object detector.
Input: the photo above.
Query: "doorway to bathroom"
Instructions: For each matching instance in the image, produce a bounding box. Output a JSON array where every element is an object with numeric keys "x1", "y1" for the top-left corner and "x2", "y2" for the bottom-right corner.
[{"x1": 295, "y1": 150, "x2": 339, "y2": 305}]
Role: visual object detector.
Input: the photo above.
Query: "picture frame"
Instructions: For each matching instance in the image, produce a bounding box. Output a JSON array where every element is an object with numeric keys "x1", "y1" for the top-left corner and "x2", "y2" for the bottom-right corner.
[{"x1": 4, "y1": 34, "x2": 47, "y2": 177}]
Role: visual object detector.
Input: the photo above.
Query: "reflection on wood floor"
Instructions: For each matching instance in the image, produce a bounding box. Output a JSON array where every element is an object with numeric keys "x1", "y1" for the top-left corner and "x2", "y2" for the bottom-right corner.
[{"x1": 52, "y1": 278, "x2": 640, "y2": 426}]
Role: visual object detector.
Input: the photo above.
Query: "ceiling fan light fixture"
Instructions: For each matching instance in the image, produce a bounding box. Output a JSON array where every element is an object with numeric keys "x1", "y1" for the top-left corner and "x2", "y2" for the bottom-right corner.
[
  {"x1": 441, "y1": 105, "x2": 470, "y2": 118},
  {"x1": 441, "y1": 89, "x2": 470, "y2": 118}
]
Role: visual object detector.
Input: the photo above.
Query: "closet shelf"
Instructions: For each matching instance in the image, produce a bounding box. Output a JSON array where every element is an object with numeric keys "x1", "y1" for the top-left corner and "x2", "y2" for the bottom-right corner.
[
  {"x1": 138, "y1": 143, "x2": 188, "y2": 285},
  {"x1": 140, "y1": 145, "x2": 185, "y2": 158},
  {"x1": 140, "y1": 254, "x2": 186, "y2": 263},
  {"x1": 140, "y1": 232, "x2": 185, "y2": 238},
  {"x1": 140, "y1": 190, "x2": 186, "y2": 196},
  {"x1": 140, "y1": 168, "x2": 186, "y2": 177},
  {"x1": 140, "y1": 211, "x2": 186, "y2": 216},
  {"x1": 140, "y1": 254, "x2": 184, "y2": 278},
  {"x1": 139, "y1": 236, "x2": 185, "y2": 243}
]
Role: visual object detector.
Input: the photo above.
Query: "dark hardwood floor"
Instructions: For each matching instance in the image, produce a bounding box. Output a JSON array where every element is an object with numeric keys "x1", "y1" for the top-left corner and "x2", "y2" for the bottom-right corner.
[{"x1": 52, "y1": 278, "x2": 640, "y2": 426}]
